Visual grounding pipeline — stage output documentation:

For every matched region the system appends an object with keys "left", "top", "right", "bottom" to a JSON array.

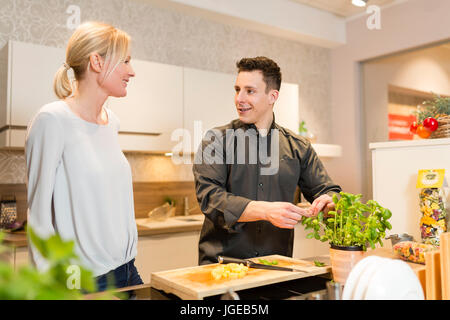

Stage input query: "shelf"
[
  {"left": 311, "top": 143, "right": 342, "bottom": 158},
  {"left": 369, "top": 138, "right": 450, "bottom": 150}
]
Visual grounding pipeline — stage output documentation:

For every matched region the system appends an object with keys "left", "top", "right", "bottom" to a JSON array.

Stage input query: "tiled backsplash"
[
  {"left": 0, "top": 150, "right": 27, "bottom": 184},
  {"left": 0, "top": 150, "right": 193, "bottom": 184}
]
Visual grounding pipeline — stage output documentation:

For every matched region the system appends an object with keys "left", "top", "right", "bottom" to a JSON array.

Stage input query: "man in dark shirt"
[{"left": 193, "top": 56, "right": 342, "bottom": 265}]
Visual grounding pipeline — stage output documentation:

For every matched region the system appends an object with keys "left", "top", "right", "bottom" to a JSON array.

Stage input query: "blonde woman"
[{"left": 25, "top": 21, "right": 142, "bottom": 292}]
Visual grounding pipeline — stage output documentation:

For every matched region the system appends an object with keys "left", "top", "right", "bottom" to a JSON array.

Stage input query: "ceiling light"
[{"left": 352, "top": 0, "right": 368, "bottom": 7}]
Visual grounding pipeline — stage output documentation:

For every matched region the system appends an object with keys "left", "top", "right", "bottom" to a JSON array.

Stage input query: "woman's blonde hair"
[{"left": 53, "top": 21, "right": 130, "bottom": 99}]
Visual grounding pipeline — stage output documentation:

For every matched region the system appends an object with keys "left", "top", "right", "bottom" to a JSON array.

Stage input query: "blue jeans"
[{"left": 95, "top": 258, "right": 143, "bottom": 292}]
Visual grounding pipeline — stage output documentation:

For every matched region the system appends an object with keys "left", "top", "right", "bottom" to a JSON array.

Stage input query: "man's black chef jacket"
[{"left": 193, "top": 117, "right": 342, "bottom": 265}]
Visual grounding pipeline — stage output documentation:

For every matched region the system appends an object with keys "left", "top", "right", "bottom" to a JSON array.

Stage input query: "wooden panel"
[
  {"left": 150, "top": 255, "right": 331, "bottom": 300},
  {"left": 425, "top": 250, "right": 441, "bottom": 300},
  {"left": 133, "top": 181, "right": 201, "bottom": 219},
  {"left": 441, "top": 232, "right": 450, "bottom": 300},
  {"left": 0, "top": 181, "right": 201, "bottom": 221}
]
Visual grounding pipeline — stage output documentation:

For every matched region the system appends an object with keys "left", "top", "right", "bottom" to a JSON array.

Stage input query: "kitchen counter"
[
  {"left": 2, "top": 214, "right": 205, "bottom": 248},
  {"left": 136, "top": 214, "right": 204, "bottom": 236},
  {"left": 113, "top": 248, "right": 426, "bottom": 300},
  {"left": 2, "top": 230, "right": 28, "bottom": 248},
  {"left": 88, "top": 274, "right": 332, "bottom": 300}
]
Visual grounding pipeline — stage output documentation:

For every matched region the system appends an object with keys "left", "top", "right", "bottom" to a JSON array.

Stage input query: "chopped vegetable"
[
  {"left": 211, "top": 263, "right": 249, "bottom": 280},
  {"left": 258, "top": 259, "right": 279, "bottom": 266}
]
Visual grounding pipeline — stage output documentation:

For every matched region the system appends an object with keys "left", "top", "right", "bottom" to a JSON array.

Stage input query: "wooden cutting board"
[{"left": 150, "top": 255, "right": 331, "bottom": 300}]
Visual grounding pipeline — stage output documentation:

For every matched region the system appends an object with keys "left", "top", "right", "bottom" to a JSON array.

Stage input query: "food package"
[
  {"left": 393, "top": 241, "right": 437, "bottom": 264},
  {"left": 419, "top": 188, "right": 447, "bottom": 246}
]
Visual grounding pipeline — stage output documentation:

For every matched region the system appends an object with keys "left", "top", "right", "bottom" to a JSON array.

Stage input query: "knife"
[{"left": 217, "top": 256, "right": 305, "bottom": 272}]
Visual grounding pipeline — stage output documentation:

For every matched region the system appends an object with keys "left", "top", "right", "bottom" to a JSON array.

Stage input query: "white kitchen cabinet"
[
  {"left": 181, "top": 67, "right": 300, "bottom": 153},
  {"left": 0, "top": 41, "right": 184, "bottom": 152},
  {"left": 0, "top": 41, "right": 301, "bottom": 153},
  {"left": 181, "top": 67, "right": 237, "bottom": 153},
  {"left": 0, "top": 246, "right": 29, "bottom": 271},
  {"left": 107, "top": 59, "right": 183, "bottom": 152},
  {"left": 14, "top": 247, "right": 29, "bottom": 270},
  {"left": 370, "top": 138, "right": 450, "bottom": 242},
  {"left": 274, "top": 82, "right": 299, "bottom": 134},
  {"left": 0, "top": 40, "right": 64, "bottom": 148},
  {"left": 135, "top": 231, "right": 200, "bottom": 284}
]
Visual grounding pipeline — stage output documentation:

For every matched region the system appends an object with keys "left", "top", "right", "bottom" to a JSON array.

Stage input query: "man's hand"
[
  {"left": 310, "top": 194, "right": 335, "bottom": 217},
  {"left": 239, "top": 201, "right": 312, "bottom": 229}
]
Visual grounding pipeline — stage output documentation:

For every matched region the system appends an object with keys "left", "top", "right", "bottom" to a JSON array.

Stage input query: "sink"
[
  {"left": 135, "top": 215, "right": 204, "bottom": 229},
  {"left": 174, "top": 216, "right": 203, "bottom": 222}
]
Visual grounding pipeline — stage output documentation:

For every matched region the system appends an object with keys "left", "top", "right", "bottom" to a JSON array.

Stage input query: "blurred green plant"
[
  {"left": 163, "top": 196, "right": 176, "bottom": 206},
  {"left": 300, "top": 192, "right": 392, "bottom": 251},
  {"left": 298, "top": 120, "right": 308, "bottom": 135},
  {"left": 0, "top": 227, "right": 123, "bottom": 300}
]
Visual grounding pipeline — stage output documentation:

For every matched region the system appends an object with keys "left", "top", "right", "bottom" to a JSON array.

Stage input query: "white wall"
[
  {"left": 329, "top": 0, "right": 450, "bottom": 196},
  {"left": 149, "top": 0, "right": 346, "bottom": 47},
  {"left": 362, "top": 45, "right": 450, "bottom": 199}
]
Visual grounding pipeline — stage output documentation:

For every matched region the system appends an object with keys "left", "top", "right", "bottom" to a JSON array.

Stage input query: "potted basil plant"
[{"left": 301, "top": 192, "right": 393, "bottom": 284}]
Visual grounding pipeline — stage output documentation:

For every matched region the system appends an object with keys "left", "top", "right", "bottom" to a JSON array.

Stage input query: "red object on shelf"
[
  {"left": 388, "top": 113, "right": 417, "bottom": 140},
  {"left": 410, "top": 121, "right": 418, "bottom": 134},
  {"left": 417, "top": 124, "right": 432, "bottom": 138},
  {"left": 423, "top": 117, "right": 438, "bottom": 132}
]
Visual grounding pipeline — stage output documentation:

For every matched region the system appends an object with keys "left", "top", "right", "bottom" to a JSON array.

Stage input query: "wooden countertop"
[
  {"left": 111, "top": 248, "right": 427, "bottom": 300},
  {"left": 2, "top": 215, "right": 205, "bottom": 248},
  {"left": 2, "top": 230, "right": 28, "bottom": 248}
]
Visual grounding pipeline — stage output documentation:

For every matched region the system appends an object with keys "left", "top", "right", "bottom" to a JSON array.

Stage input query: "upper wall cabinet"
[
  {"left": 182, "top": 67, "right": 300, "bottom": 153},
  {"left": 0, "top": 41, "right": 183, "bottom": 152},
  {"left": 0, "top": 41, "right": 303, "bottom": 154},
  {"left": 107, "top": 59, "right": 183, "bottom": 152},
  {"left": 182, "top": 67, "right": 237, "bottom": 153},
  {"left": 0, "top": 41, "right": 65, "bottom": 148},
  {"left": 274, "top": 82, "right": 299, "bottom": 134}
]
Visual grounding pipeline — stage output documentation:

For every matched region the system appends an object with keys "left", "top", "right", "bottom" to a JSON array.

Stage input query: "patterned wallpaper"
[{"left": 0, "top": 0, "right": 332, "bottom": 184}]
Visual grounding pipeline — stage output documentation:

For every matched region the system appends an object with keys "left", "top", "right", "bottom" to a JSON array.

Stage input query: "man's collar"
[{"left": 237, "top": 113, "right": 277, "bottom": 132}]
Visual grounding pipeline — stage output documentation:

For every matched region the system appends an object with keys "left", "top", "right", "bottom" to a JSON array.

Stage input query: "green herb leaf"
[{"left": 314, "top": 261, "right": 325, "bottom": 267}]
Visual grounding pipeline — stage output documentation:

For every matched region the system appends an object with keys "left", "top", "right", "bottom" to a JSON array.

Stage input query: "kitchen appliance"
[
  {"left": 0, "top": 194, "right": 17, "bottom": 229},
  {"left": 385, "top": 233, "right": 414, "bottom": 246}
]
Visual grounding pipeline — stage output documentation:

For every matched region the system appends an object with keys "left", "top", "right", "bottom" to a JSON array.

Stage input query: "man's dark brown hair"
[{"left": 236, "top": 56, "right": 282, "bottom": 92}]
